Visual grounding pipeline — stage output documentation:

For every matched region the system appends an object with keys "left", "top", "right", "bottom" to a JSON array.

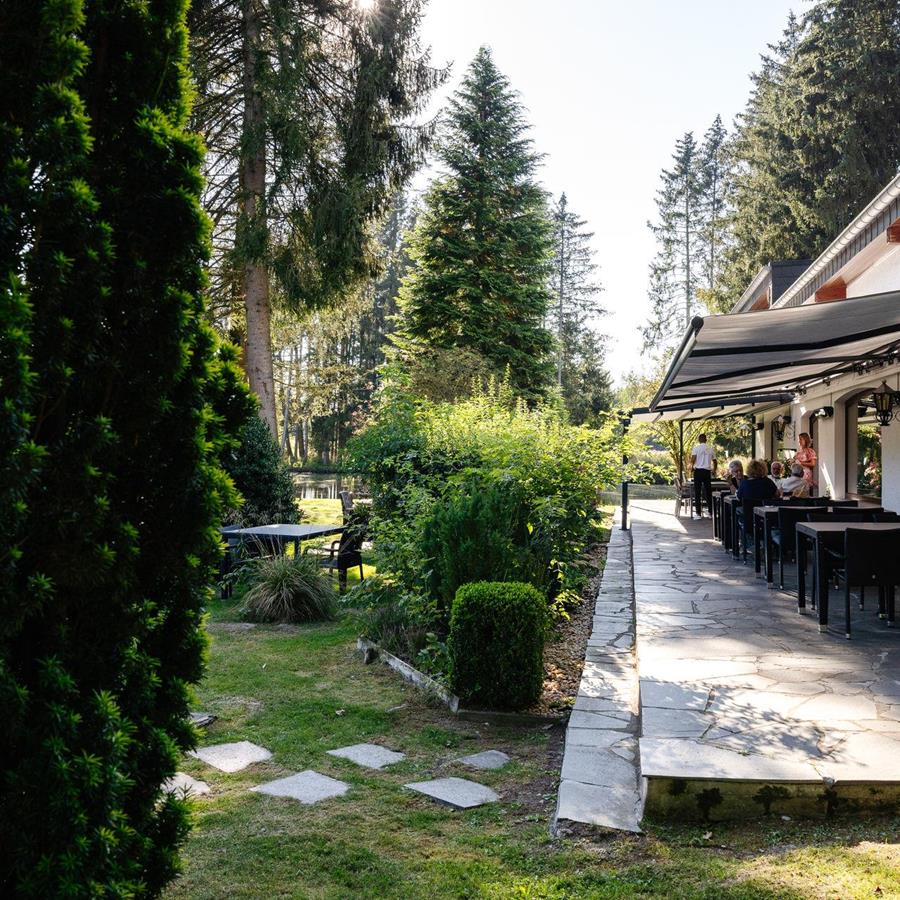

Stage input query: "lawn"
[{"left": 167, "top": 590, "right": 900, "bottom": 899}]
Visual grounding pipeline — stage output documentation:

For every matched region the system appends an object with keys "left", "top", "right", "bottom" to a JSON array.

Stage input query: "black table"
[
  {"left": 754, "top": 505, "right": 821, "bottom": 585},
  {"left": 795, "top": 521, "right": 900, "bottom": 630},
  {"left": 228, "top": 523, "right": 345, "bottom": 555}
]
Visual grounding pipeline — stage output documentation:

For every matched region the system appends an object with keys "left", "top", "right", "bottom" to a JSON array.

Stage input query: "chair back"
[
  {"left": 873, "top": 511, "right": 900, "bottom": 522},
  {"left": 336, "top": 527, "right": 363, "bottom": 562},
  {"left": 804, "top": 511, "right": 831, "bottom": 522},
  {"left": 830, "top": 500, "right": 859, "bottom": 507},
  {"left": 338, "top": 490, "right": 354, "bottom": 522},
  {"left": 844, "top": 527, "right": 900, "bottom": 586},
  {"left": 805, "top": 509, "right": 871, "bottom": 523},
  {"left": 777, "top": 505, "right": 814, "bottom": 546},
  {"left": 739, "top": 498, "right": 759, "bottom": 531}
]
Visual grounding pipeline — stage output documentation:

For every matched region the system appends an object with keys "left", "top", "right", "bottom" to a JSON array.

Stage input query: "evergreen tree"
[
  {"left": 548, "top": 193, "right": 611, "bottom": 422},
  {"left": 696, "top": 115, "right": 731, "bottom": 313},
  {"left": 721, "top": 2, "right": 900, "bottom": 299},
  {"left": 189, "top": 0, "right": 446, "bottom": 433},
  {"left": 642, "top": 132, "right": 703, "bottom": 350},
  {"left": 0, "top": 1, "right": 250, "bottom": 893},
  {"left": 397, "top": 47, "right": 554, "bottom": 397}
]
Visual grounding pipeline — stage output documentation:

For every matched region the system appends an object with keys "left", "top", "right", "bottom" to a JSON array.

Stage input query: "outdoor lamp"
[
  {"left": 872, "top": 381, "right": 896, "bottom": 426},
  {"left": 812, "top": 406, "right": 834, "bottom": 420},
  {"left": 773, "top": 414, "right": 791, "bottom": 441}
]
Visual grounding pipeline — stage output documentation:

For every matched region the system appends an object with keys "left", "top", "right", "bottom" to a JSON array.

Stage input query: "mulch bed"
[{"left": 523, "top": 541, "right": 608, "bottom": 719}]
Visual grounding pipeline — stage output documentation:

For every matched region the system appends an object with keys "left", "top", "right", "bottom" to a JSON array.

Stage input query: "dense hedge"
[
  {"left": 449, "top": 581, "right": 546, "bottom": 709},
  {"left": 0, "top": 1, "right": 251, "bottom": 894}
]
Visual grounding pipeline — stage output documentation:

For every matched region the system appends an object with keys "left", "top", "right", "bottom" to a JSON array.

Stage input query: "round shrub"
[{"left": 449, "top": 581, "right": 546, "bottom": 710}]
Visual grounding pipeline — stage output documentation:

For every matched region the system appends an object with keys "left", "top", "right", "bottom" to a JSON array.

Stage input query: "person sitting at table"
[
  {"left": 726, "top": 460, "right": 744, "bottom": 493},
  {"left": 736, "top": 459, "right": 778, "bottom": 501},
  {"left": 769, "top": 461, "right": 784, "bottom": 486},
  {"left": 778, "top": 463, "right": 809, "bottom": 498}
]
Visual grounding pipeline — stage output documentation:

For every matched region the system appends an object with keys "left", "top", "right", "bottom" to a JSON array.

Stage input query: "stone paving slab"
[
  {"left": 327, "top": 743, "right": 406, "bottom": 769},
  {"left": 190, "top": 740, "right": 272, "bottom": 773},
  {"left": 162, "top": 772, "right": 211, "bottom": 797},
  {"left": 457, "top": 750, "right": 510, "bottom": 770},
  {"left": 405, "top": 777, "right": 499, "bottom": 809},
  {"left": 251, "top": 771, "right": 349, "bottom": 804},
  {"left": 631, "top": 500, "right": 900, "bottom": 819}
]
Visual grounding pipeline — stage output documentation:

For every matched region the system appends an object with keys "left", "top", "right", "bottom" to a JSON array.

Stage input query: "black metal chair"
[
  {"left": 319, "top": 528, "right": 364, "bottom": 592},
  {"left": 832, "top": 528, "right": 900, "bottom": 638},
  {"left": 771, "top": 506, "right": 817, "bottom": 588},
  {"left": 829, "top": 500, "right": 859, "bottom": 508},
  {"left": 736, "top": 498, "right": 760, "bottom": 561},
  {"left": 804, "top": 510, "right": 876, "bottom": 607},
  {"left": 338, "top": 489, "right": 355, "bottom": 524},
  {"left": 873, "top": 511, "right": 900, "bottom": 522}
]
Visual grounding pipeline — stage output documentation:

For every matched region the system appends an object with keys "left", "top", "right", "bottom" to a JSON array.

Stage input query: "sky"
[{"left": 411, "top": 0, "right": 802, "bottom": 386}]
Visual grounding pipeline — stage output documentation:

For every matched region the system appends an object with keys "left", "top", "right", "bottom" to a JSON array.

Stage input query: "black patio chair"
[
  {"left": 832, "top": 528, "right": 900, "bottom": 638},
  {"left": 829, "top": 500, "right": 859, "bottom": 508},
  {"left": 873, "top": 511, "right": 900, "bottom": 522},
  {"left": 319, "top": 528, "right": 364, "bottom": 593},
  {"left": 338, "top": 490, "right": 355, "bottom": 524},
  {"left": 771, "top": 505, "right": 817, "bottom": 588},
  {"left": 736, "top": 498, "right": 760, "bottom": 562},
  {"left": 804, "top": 510, "right": 877, "bottom": 607},
  {"left": 674, "top": 478, "right": 692, "bottom": 517}
]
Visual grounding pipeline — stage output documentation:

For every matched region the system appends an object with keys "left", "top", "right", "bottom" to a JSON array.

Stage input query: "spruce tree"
[
  {"left": 721, "top": 1, "right": 900, "bottom": 299},
  {"left": 0, "top": 1, "right": 250, "bottom": 893},
  {"left": 696, "top": 115, "right": 730, "bottom": 313},
  {"left": 398, "top": 47, "right": 554, "bottom": 397},
  {"left": 548, "top": 193, "right": 610, "bottom": 422},
  {"left": 189, "top": 0, "right": 446, "bottom": 433},
  {"left": 643, "top": 132, "right": 704, "bottom": 350}
]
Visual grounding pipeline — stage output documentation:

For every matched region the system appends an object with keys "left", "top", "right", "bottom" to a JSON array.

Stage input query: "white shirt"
[
  {"left": 780, "top": 475, "right": 807, "bottom": 495},
  {"left": 691, "top": 443, "right": 714, "bottom": 470}
]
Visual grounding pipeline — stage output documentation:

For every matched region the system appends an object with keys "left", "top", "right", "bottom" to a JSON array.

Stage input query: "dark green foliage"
[
  {"left": 240, "top": 553, "right": 337, "bottom": 623},
  {"left": 397, "top": 47, "right": 554, "bottom": 398},
  {"left": 224, "top": 415, "right": 298, "bottom": 525},
  {"left": 0, "top": 0, "right": 251, "bottom": 894},
  {"left": 721, "top": 1, "right": 900, "bottom": 300},
  {"left": 419, "top": 480, "right": 553, "bottom": 617},
  {"left": 449, "top": 582, "right": 546, "bottom": 709}
]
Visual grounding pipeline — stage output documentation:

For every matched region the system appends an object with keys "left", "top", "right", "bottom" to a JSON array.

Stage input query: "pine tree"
[
  {"left": 643, "top": 132, "right": 703, "bottom": 350},
  {"left": 696, "top": 115, "right": 731, "bottom": 313},
  {"left": 189, "top": 0, "right": 446, "bottom": 433},
  {"left": 720, "top": 2, "right": 900, "bottom": 299},
  {"left": 0, "top": 1, "right": 250, "bottom": 893},
  {"left": 397, "top": 47, "right": 554, "bottom": 397},
  {"left": 548, "top": 193, "right": 610, "bottom": 422}
]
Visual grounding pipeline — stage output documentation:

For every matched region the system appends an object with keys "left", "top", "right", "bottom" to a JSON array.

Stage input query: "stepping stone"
[
  {"left": 405, "top": 776, "right": 499, "bottom": 809},
  {"left": 252, "top": 770, "right": 349, "bottom": 805},
  {"left": 190, "top": 740, "right": 271, "bottom": 773},
  {"left": 457, "top": 750, "right": 510, "bottom": 771},
  {"left": 326, "top": 742, "right": 405, "bottom": 769},
  {"left": 162, "top": 772, "right": 211, "bottom": 797},
  {"left": 189, "top": 712, "right": 217, "bottom": 728}
]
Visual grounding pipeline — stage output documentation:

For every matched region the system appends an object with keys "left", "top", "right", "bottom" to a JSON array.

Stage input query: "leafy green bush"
[
  {"left": 223, "top": 415, "right": 299, "bottom": 525},
  {"left": 241, "top": 553, "right": 337, "bottom": 623},
  {"left": 449, "top": 582, "right": 547, "bottom": 709},
  {"left": 420, "top": 479, "right": 554, "bottom": 616}
]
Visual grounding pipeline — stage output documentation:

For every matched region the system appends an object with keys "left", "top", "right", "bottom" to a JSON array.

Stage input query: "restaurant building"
[{"left": 636, "top": 172, "right": 900, "bottom": 511}]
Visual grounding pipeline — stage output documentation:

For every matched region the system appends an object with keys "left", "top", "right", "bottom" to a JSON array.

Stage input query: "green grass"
[{"left": 169, "top": 595, "right": 900, "bottom": 899}]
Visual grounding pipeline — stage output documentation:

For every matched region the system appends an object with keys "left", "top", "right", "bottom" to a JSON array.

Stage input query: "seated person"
[
  {"left": 736, "top": 459, "right": 778, "bottom": 501},
  {"left": 769, "top": 461, "right": 784, "bottom": 486},
  {"left": 778, "top": 463, "right": 810, "bottom": 498},
  {"left": 726, "top": 460, "right": 744, "bottom": 493}
]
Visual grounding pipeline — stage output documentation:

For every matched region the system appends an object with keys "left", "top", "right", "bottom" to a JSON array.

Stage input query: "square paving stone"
[
  {"left": 251, "top": 770, "right": 349, "bottom": 804},
  {"left": 405, "top": 777, "right": 499, "bottom": 809},
  {"left": 457, "top": 750, "right": 510, "bottom": 770},
  {"left": 162, "top": 772, "right": 211, "bottom": 797},
  {"left": 327, "top": 742, "right": 406, "bottom": 769},
  {"left": 189, "top": 740, "right": 272, "bottom": 773}
]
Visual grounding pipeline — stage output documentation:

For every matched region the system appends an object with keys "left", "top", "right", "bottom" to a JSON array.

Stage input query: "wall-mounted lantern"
[
  {"left": 773, "top": 414, "right": 791, "bottom": 441},
  {"left": 812, "top": 406, "right": 834, "bottom": 420},
  {"left": 872, "top": 381, "right": 897, "bottom": 427}
]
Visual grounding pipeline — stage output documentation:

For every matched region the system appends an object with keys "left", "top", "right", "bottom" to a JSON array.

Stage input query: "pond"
[{"left": 291, "top": 471, "right": 368, "bottom": 500}]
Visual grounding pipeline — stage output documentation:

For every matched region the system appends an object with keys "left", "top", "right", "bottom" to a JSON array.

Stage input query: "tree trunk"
[{"left": 240, "top": 0, "right": 276, "bottom": 433}]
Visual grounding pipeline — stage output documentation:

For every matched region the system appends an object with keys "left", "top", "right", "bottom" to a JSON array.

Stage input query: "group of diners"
[{"left": 689, "top": 431, "right": 817, "bottom": 519}]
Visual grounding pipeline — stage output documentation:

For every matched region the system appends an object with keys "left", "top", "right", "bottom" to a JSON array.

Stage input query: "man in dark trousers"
[{"left": 690, "top": 433, "right": 716, "bottom": 518}]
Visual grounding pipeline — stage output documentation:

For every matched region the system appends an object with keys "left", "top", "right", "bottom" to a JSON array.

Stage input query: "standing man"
[{"left": 690, "top": 433, "right": 716, "bottom": 518}]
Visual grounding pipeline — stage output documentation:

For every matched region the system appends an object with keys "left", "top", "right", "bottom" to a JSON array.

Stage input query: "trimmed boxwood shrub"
[{"left": 449, "top": 581, "right": 546, "bottom": 710}]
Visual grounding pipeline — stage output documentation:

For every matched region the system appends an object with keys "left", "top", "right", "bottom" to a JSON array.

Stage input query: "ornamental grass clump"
[
  {"left": 241, "top": 554, "right": 337, "bottom": 624},
  {"left": 449, "top": 581, "right": 547, "bottom": 710}
]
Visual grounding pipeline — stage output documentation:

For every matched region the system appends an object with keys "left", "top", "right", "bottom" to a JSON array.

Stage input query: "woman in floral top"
[{"left": 794, "top": 432, "right": 817, "bottom": 493}]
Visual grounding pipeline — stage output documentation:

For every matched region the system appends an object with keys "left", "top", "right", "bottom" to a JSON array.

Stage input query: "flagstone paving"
[
  {"left": 327, "top": 742, "right": 406, "bottom": 769},
  {"left": 631, "top": 500, "right": 900, "bottom": 821},
  {"left": 190, "top": 740, "right": 272, "bottom": 773},
  {"left": 404, "top": 777, "right": 500, "bottom": 809},
  {"left": 457, "top": 750, "right": 510, "bottom": 770},
  {"left": 251, "top": 771, "right": 349, "bottom": 804},
  {"left": 163, "top": 772, "right": 211, "bottom": 797}
]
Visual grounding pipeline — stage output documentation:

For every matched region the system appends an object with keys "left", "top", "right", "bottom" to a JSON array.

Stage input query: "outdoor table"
[
  {"left": 711, "top": 487, "right": 731, "bottom": 538},
  {"left": 228, "top": 523, "right": 345, "bottom": 556},
  {"left": 795, "top": 521, "right": 898, "bottom": 630},
  {"left": 722, "top": 495, "right": 737, "bottom": 552},
  {"left": 754, "top": 505, "right": 820, "bottom": 585}
]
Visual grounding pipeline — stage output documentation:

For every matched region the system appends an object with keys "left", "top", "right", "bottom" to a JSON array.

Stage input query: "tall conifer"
[
  {"left": 0, "top": 1, "right": 250, "bottom": 892},
  {"left": 398, "top": 47, "right": 554, "bottom": 396}
]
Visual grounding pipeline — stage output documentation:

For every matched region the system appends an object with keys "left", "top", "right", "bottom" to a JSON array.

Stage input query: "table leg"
[
  {"left": 797, "top": 533, "right": 806, "bottom": 612},
  {"left": 815, "top": 537, "right": 828, "bottom": 632},
  {"left": 765, "top": 519, "right": 774, "bottom": 586},
  {"left": 754, "top": 518, "right": 762, "bottom": 574}
]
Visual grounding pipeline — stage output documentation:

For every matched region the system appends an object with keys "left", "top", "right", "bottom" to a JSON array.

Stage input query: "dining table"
[
  {"left": 753, "top": 505, "right": 822, "bottom": 585},
  {"left": 795, "top": 521, "right": 900, "bottom": 630},
  {"left": 224, "top": 522, "right": 346, "bottom": 556}
]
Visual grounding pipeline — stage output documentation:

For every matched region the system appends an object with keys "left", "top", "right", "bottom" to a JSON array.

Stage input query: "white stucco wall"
[
  {"left": 881, "top": 419, "right": 900, "bottom": 512},
  {"left": 847, "top": 244, "right": 900, "bottom": 298}
]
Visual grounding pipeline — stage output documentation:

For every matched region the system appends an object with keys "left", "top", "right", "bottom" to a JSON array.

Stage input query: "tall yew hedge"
[{"left": 0, "top": 1, "right": 251, "bottom": 894}]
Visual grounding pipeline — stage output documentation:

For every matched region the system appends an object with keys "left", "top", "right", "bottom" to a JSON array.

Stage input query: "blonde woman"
[
  {"left": 736, "top": 459, "right": 778, "bottom": 501},
  {"left": 794, "top": 432, "right": 817, "bottom": 493}
]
